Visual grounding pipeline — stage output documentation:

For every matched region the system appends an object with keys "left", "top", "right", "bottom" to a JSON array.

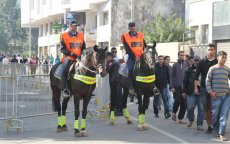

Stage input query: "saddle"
[{"left": 54, "top": 62, "right": 77, "bottom": 80}]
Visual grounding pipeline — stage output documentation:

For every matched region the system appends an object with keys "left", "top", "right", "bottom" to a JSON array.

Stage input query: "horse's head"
[
  {"left": 93, "top": 45, "right": 108, "bottom": 77},
  {"left": 141, "top": 42, "right": 157, "bottom": 69}
]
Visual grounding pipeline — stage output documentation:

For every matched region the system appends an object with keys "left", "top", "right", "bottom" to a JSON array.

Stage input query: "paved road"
[{"left": 0, "top": 98, "right": 228, "bottom": 144}]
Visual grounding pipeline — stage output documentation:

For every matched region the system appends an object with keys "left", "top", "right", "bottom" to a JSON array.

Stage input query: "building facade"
[
  {"left": 21, "top": 0, "right": 185, "bottom": 59},
  {"left": 185, "top": 0, "right": 230, "bottom": 66}
]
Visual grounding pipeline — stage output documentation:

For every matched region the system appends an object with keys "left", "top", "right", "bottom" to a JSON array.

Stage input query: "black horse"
[
  {"left": 107, "top": 60, "right": 133, "bottom": 126},
  {"left": 134, "top": 43, "right": 157, "bottom": 131},
  {"left": 50, "top": 45, "right": 107, "bottom": 137},
  {"left": 109, "top": 44, "right": 157, "bottom": 127}
]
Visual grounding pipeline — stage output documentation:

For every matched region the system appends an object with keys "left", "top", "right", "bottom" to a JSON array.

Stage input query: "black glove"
[{"left": 70, "top": 53, "right": 78, "bottom": 59}]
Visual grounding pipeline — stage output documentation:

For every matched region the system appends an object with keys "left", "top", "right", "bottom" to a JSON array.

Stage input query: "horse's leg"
[
  {"left": 52, "top": 89, "right": 63, "bottom": 132},
  {"left": 109, "top": 83, "right": 116, "bottom": 126},
  {"left": 142, "top": 92, "right": 151, "bottom": 130},
  {"left": 122, "top": 87, "right": 132, "bottom": 124},
  {"left": 137, "top": 91, "right": 144, "bottom": 131},
  {"left": 80, "top": 96, "right": 91, "bottom": 137},
  {"left": 61, "top": 97, "right": 70, "bottom": 131},
  {"left": 73, "top": 94, "right": 81, "bottom": 137}
]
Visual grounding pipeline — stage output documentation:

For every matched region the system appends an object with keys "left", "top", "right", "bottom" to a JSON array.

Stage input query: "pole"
[
  {"left": 131, "top": 0, "right": 134, "bottom": 21},
  {"left": 29, "top": 0, "right": 31, "bottom": 58}
]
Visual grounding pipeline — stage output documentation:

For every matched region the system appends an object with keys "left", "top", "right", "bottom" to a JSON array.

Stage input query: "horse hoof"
[
  {"left": 81, "top": 130, "right": 88, "bottom": 137},
  {"left": 62, "top": 125, "right": 68, "bottom": 131},
  {"left": 127, "top": 120, "right": 133, "bottom": 125},
  {"left": 74, "top": 129, "right": 82, "bottom": 137},
  {"left": 56, "top": 125, "right": 62, "bottom": 133},
  {"left": 56, "top": 128, "right": 62, "bottom": 133},
  {"left": 137, "top": 124, "right": 144, "bottom": 131},
  {"left": 109, "top": 121, "right": 115, "bottom": 126},
  {"left": 142, "top": 124, "right": 148, "bottom": 130}
]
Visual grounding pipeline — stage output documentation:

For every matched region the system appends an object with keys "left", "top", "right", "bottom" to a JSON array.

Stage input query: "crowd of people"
[
  {"left": 0, "top": 53, "right": 61, "bottom": 75},
  {"left": 107, "top": 43, "right": 230, "bottom": 141}
]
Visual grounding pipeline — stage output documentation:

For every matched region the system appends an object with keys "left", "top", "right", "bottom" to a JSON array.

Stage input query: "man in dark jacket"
[
  {"left": 194, "top": 43, "right": 218, "bottom": 134},
  {"left": 106, "top": 52, "right": 123, "bottom": 121},
  {"left": 182, "top": 56, "right": 204, "bottom": 130},
  {"left": 171, "top": 51, "right": 189, "bottom": 124},
  {"left": 153, "top": 55, "right": 171, "bottom": 118}
]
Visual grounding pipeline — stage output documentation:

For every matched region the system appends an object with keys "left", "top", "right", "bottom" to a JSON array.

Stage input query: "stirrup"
[{"left": 63, "top": 89, "right": 70, "bottom": 98}]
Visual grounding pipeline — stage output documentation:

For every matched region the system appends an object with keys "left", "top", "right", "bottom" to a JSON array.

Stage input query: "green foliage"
[
  {"left": 0, "top": 0, "right": 27, "bottom": 52},
  {"left": 142, "top": 14, "right": 192, "bottom": 43}
]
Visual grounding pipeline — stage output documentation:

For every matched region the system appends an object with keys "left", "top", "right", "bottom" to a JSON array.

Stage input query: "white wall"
[
  {"left": 186, "top": 0, "right": 227, "bottom": 43},
  {"left": 97, "top": 0, "right": 111, "bottom": 43}
]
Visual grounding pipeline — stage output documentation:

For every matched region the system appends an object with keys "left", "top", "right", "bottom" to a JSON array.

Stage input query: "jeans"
[
  {"left": 153, "top": 87, "right": 169, "bottom": 115},
  {"left": 187, "top": 94, "right": 204, "bottom": 126},
  {"left": 172, "top": 86, "right": 187, "bottom": 120},
  {"left": 200, "top": 87, "right": 212, "bottom": 127},
  {"left": 212, "top": 95, "right": 230, "bottom": 135},
  {"left": 166, "top": 84, "right": 174, "bottom": 112}
]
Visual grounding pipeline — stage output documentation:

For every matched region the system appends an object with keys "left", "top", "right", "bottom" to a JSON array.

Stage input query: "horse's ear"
[
  {"left": 153, "top": 41, "right": 156, "bottom": 48},
  {"left": 103, "top": 47, "right": 108, "bottom": 51},
  {"left": 94, "top": 45, "right": 99, "bottom": 52}
]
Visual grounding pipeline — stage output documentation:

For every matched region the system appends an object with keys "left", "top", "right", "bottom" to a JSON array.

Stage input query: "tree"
[
  {"left": 142, "top": 14, "right": 192, "bottom": 43},
  {"left": 0, "top": 0, "right": 27, "bottom": 52}
]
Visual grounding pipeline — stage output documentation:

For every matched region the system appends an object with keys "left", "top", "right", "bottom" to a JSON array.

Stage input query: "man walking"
[
  {"left": 182, "top": 56, "right": 204, "bottom": 130},
  {"left": 206, "top": 51, "right": 230, "bottom": 141},
  {"left": 171, "top": 51, "right": 189, "bottom": 124},
  {"left": 194, "top": 43, "right": 218, "bottom": 134},
  {"left": 153, "top": 55, "right": 171, "bottom": 118}
]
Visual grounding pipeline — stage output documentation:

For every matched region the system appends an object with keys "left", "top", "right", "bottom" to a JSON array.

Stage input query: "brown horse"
[{"left": 50, "top": 45, "right": 107, "bottom": 137}]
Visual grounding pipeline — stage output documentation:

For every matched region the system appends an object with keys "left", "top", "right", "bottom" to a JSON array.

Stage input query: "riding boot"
[
  {"left": 62, "top": 58, "right": 72, "bottom": 97},
  {"left": 128, "top": 69, "right": 135, "bottom": 95}
]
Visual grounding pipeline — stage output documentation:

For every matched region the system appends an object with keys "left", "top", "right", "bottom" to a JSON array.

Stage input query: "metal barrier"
[
  {"left": 0, "top": 72, "right": 110, "bottom": 132},
  {"left": 0, "top": 76, "right": 14, "bottom": 120},
  {"left": 0, "top": 63, "right": 52, "bottom": 77},
  {"left": 87, "top": 75, "right": 110, "bottom": 120}
]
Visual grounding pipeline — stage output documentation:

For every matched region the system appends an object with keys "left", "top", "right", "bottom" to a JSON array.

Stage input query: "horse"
[
  {"left": 106, "top": 59, "right": 133, "bottom": 126},
  {"left": 50, "top": 45, "right": 107, "bottom": 137},
  {"left": 133, "top": 43, "right": 157, "bottom": 131},
  {"left": 108, "top": 43, "right": 158, "bottom": 127}
]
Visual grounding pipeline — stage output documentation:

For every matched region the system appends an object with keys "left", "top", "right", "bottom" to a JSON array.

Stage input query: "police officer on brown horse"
[{"left": 60, "top": 20, "right": 86, "bottom": 96}]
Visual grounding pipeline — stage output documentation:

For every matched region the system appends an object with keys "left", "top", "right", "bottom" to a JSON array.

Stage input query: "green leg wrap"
[
  {"left": 138, "top": 114, "right": 144, "bottom": 124},
  {"left": 81, "top": 119, "right": 86, "bottom": 129},
  {"left": 110, "top": 111, "right": 115, "bottom": 121},
  {"left": 58, "top": 116, "right": 66, "bottom": 126},
  {"left": 142, "top": 114, "right": 145, "bottom": 123},
  {"left": 74, "top": 120, "right": 79, "bottom": 129},
  {"left": 123, "top": 108, "right": 130, "bottom": 118}
]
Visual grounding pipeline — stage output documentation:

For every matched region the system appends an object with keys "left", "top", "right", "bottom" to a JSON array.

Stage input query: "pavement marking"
[
  {"left": 129, "top": 115, "right": 189, "bottom": 144},
  {"left": 127, "top": 100, "right": 189, "bottom": 144}
]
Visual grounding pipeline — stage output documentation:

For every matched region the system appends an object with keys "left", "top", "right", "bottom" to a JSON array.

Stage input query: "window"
[
  {"left": 40, "top": 25, "right": 43, "bottom": 37},
  {"left": 201, "top": 25, "right": 208, "bottom": 44},
  {"left": 190, "top": 26, "right": 199, "bottom": 44},
  {"left": 37, "top": 0, "right": 40, "bottom": 14},
  {"left": 95, "top": 16, "right": 97, "bottom": 28},
  {"left": 31, "top": 0, "right": 34, "bottom": 10},
  {"left": 42, "top": 0, "right": 46, "bottom": 5},
  {"left": 103, "top": 11, "right": 108, "bottom": 25},
  {"left": 50, "top": 0, "right": 52, "bottom": 9},
  {"left": 50, "top": 22, "right": 53, "bottom": 35},
  {"left": 46, "top": 23, "right": 49, "bottom": 36}
]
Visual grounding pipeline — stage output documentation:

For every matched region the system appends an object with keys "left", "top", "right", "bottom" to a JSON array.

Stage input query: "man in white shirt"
[{"left": 111, "top": 47, "right": 121, "bottom": 63}]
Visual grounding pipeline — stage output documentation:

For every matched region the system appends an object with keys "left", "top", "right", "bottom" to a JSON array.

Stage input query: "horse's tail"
[{"left": 50, "top": 62, "right": 62, "bottom": 112}]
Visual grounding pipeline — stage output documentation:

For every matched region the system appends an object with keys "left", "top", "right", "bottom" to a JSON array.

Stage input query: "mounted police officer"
[
  {"left": 60, "top": 20, "right": 86, "bottom": 96},
  {"left": 121, "top": 22, "right": 147, "bottom": 93}
]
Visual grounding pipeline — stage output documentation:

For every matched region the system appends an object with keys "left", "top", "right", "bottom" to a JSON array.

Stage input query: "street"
[{"left": 0, "top": 98, "right": 228, "bottom": 144}]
